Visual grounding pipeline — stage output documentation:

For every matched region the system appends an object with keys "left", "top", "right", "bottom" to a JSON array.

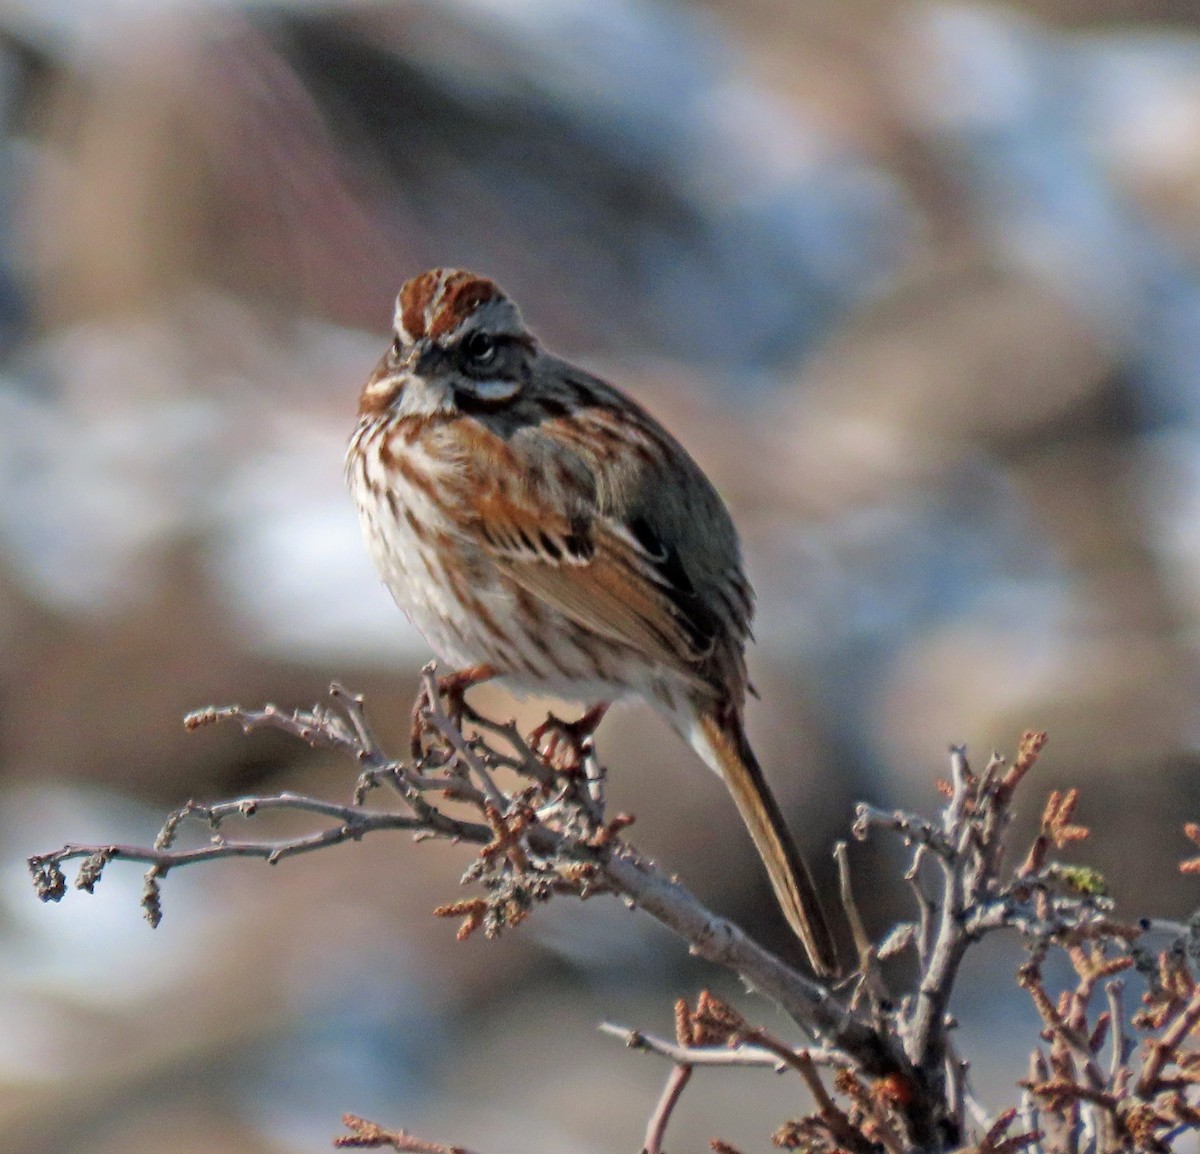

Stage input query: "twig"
[
  {"left": 419, "top": 666, "right": 508, "bottom": 809},
  {"left": 30, "top": 792, "right": 490, "bottom": 914},
  {"left": 943, "top": 744, "right": 973, "bottom": 843},
  {"left": 1018, "top": 1088, "right": 1040, "bottom": 1154},
  {"left": 905, "top": 843, "right": 936, "bottom": 968},
  {"left": 599, "top": 1023, "right": 803, "bottom": 1069},
  {"left": 853, "top": 804, "right": 953, "bottom": 857},
  {"left": 790, "top": 1049, "right": 877, "bottom": 1154},
  {"left": 835, "top": 840, "right": 890, "bottom": 1015},
  {"left": 1106, "top": 980, "right": 1130, "bottom": 1084},
  {"left": 643, "top": 1063, "right": 693, "bottom": 1154},
  {"left": 454, "top": 705, "right": 558, "bottom": 790},
  {"left": 905, "top": 828, "right": 969, "bottom": 1077},
  {"left": 946, "top": 1043, "right": 965, "bottom": 1137},
  {"left": 335, "top": 1113, "right": 478, "bottom": 1154},
  {"left": 1135, "top": 984, "right": 1200, "bottom": 1097},
  {"left": 329, "top": 683, "right": 387, "bottom": 762},
  {"left": 583, "top": 745, "right": 606, "bottom": 812}
]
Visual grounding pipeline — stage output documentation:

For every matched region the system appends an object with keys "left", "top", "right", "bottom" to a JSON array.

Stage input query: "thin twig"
[
  {"left": 34, "top": 797, "right": 489, "bottom": 872},
  {"left": 1106, "top": 980, "right": 1130, "bottom": 1085},
  {"left": 1135, "top": 985, "right": 1200, "bottom": 1097},
  {"left": 456, "top": 704, "right": 558, "bottom": 790},
  {"left": 599, "top": 1023, "right": 797, "bottom": 1069},
  {"left": 944, "top": 744, "right": 973, "bottom": 843},
  {"left": 420, "top": 667, "right": 508, "bottom": 809},
  {"left": 329, "top": 683, "right": 387, "bottom": 762},
  {"left": 789, "top": 1049, "right": 877, "bottom": 1154},
  {"left": 643, "top": 1063, "right": 693, "bottom": 1154},
  {"left": 835, "top": 840, "right": 890, "bottom": 1015},
  {"left": 335, "top": 1113, "right": 478, "bottom": 1154},
  {"left": 853, "top": 804, "right": 953, "bottom": 857},
  {"left": 905, "top": 843, "right": 936, "bottom": 968}
]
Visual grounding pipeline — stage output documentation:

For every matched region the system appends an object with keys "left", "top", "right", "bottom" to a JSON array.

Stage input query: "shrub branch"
[{"left": 26, "top": 675, "right": 1200, "bottom": 1153}]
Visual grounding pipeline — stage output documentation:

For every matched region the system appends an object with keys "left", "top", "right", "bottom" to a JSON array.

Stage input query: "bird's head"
[{"left": 360, "top": 269, "right": 536, "bottom": 418}]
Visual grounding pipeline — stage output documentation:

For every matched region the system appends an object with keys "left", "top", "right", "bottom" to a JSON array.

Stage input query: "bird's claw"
[
  {"left": 410, "top": 665, "right": 494, "bottom": 760},
  {"left": 529, "top": 703, "right": 609, "bottom": 773}
]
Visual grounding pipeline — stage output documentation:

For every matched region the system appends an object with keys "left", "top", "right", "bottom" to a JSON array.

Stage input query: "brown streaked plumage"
[{"left": 347, "top": 268, "right": 837, "bottom": 976}]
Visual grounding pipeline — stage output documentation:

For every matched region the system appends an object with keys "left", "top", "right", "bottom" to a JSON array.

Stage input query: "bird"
[{"left": 346, "top": 268, "right": 837, "bottom": 976}]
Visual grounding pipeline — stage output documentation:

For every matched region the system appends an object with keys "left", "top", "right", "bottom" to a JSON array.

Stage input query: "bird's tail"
[{"left": 690, "top": 709, "right": 838, "bottom": 978}]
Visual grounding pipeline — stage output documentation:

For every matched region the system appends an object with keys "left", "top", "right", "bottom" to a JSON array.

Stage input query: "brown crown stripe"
[
  {"left": 428, "top": 273, "right": 502, "bottom": 339},
  {"left": 398, "top": 269, "right": 503, "bottom": 343},
  {"left": 399, "top": 270, "right": 442, "bottom": 341}
]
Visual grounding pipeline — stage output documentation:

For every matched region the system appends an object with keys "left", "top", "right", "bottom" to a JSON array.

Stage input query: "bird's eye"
[
  {"left": 390, "top": 334, "right": 403, "bottom": 358},
  {"left": 461, "top": 331, "right": 497, "bottom": 365}
]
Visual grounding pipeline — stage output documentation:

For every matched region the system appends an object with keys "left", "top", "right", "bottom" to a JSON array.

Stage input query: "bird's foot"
[
  {"left": 411, "top": 663, "right": 496, "bottom": 760},
  {"left": 529, "top": 702, "right": 610, "bottom": 773}
]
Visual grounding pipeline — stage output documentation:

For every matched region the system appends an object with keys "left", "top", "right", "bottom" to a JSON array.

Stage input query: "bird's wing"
[{"left": 463, "top": 479, "right": 714, "bottom": 684}]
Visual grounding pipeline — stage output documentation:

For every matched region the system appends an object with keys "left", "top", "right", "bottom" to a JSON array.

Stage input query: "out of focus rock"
[{"left": 766, "top": 262, "right": 1118, "bottom": 513}]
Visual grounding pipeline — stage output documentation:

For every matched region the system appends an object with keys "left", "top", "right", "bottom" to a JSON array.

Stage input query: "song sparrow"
[{"left": 347, "top": 268, "right": 837, "bottom": 976}]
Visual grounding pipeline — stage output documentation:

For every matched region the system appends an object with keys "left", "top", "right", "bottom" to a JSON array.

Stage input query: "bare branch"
[
  {"left": 29, "top": 793, "right": 492, "bottom": 927},
  {"left": 34, "top": 682, "right": 1200, "bottom": 1154},
  {"left": 30, "top": 681, "right": 888, "bottom": 1067}
]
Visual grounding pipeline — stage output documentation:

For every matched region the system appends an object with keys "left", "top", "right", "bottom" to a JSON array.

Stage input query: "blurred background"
[{"left": 2, "top": 0, "right": 1200, "bottom": 1150}]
